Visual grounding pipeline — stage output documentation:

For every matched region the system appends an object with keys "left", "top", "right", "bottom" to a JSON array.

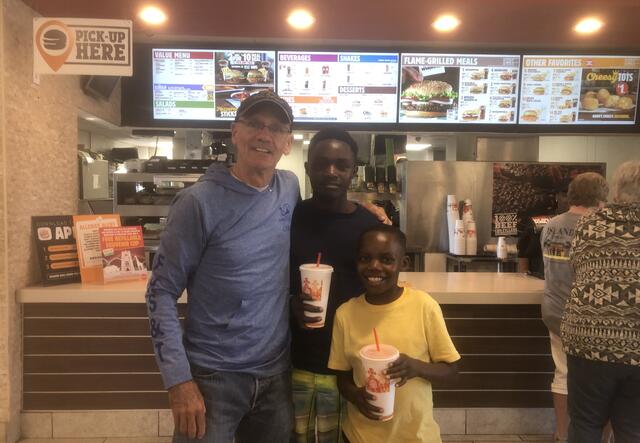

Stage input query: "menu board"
[
  {"left": 399, "top": 54, "right": 520, "bottom": 124},
  {"left": 277, "top": 52, "right": 399, "bottom": 122},
  {"left": 519, "top": 55, "right": 640, "bottom": 125},
  {"left": 152, "top": 49, "right": 276, "bottom": 120}
]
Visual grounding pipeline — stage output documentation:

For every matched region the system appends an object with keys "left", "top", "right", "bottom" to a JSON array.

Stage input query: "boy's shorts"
[{"left": 292, "top": 368, "right": 346, "bottom": 443}]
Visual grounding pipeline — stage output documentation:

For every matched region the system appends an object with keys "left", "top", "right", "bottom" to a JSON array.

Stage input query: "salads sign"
[{"left": 34, "top": 18, "right": 132, "bottom": 76}]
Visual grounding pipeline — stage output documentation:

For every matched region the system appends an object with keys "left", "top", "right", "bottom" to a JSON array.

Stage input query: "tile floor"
[{"left": 17, "top": 436, "right": 555, "bottom": 443}]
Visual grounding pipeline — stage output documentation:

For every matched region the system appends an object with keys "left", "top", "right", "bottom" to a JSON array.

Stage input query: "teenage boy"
[{"left": 290, "top": 128, "right": 380, "bottom": 443}]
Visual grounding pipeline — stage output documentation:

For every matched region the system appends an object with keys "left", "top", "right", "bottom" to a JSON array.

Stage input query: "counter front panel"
[{"left": 22, "top": 292, "right": 552, "bottom": 410}]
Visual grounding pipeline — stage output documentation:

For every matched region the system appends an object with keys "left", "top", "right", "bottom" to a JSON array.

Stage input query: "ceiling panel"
[{"left": 22, "top": 0, "right": 640, "bottom": 50}]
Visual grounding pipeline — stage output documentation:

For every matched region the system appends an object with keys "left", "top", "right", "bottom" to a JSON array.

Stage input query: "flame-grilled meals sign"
[{"left": 399, "top": 53, "right": 520, "bottom": 124}]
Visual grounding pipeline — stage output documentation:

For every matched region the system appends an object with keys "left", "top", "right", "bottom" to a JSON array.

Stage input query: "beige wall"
[
  {"left": 0, "top": 1, "right": 121, "bottom": 441},
  {"left": 539, "top": 135, "right": 640, "bottom": 189}
]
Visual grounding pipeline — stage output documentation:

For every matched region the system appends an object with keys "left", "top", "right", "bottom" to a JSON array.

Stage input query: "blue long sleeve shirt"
[{"left": 146, "top": 164, "right": 300, "bottom": 388}]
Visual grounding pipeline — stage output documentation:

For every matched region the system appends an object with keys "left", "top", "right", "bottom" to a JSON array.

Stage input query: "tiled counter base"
[{"left": 21, "top": 408, "right": 555, "bottom": 439}]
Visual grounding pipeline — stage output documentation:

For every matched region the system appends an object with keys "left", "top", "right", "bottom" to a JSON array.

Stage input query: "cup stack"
[
  {"left": 453, "top": 219, "right": 466, "bottom": 255},
  {"left": 462, "top": 199, "right": 474, "bottom": 226},
  {"left": 497, "top": 236, "right": 508, "bottom": 259},
  {"left": 446, "top": 195, "right": 459, "bottom": 254},
  {"left": 465, "top": 221, "right": 477, "bottom": 256}
]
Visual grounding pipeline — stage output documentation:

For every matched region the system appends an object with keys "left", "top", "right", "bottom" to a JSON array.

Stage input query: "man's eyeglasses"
[{"left": 237, "top": 119, "right": 291, "bottom": 137}]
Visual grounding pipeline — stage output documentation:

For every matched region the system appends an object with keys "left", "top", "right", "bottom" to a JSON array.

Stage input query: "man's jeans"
[
  {"left": 567, "top": 355, "right": 640, "bottom": 443},
  {"left": 173, "top": 368, "right": 293, "bottom": 443}
]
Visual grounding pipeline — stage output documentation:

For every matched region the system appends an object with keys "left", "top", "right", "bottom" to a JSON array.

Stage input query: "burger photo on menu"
[
  {"left": 561, "top": 85, "right": 573, "bottom": 95},
  {"left": 521, "top": 109, "right": 539, "bottom": 122},
  {"left": 498, "top": 98, "right": 513, "bottom": 108},
  {"left": 461, "top": 108, "right": 481, "bottom": 121},
  {"left": 578, "top": 68, "right": 639, "bottom": 123},
  {"left": 500, "top": 71, "right": 514, "bottom": 81},
  {"left": 530, "top": 72, "right": 547, "bottom": 82},
  {"left": 533, "top": 86, "right": 545, "bottom": 95},
  {"left": 400, "top": 66, "right": 459, "bottom": 120}
]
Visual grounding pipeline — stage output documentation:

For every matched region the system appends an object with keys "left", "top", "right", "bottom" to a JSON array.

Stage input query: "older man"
[
  {"left": 561, "top": 160, "right": 640, "bottom": 443},
  {"left": 146, "top": 91, "right": 298, "bottom": 443}
]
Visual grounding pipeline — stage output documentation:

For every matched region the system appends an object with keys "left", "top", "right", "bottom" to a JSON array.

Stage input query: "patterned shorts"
[{"left": 292, "top": 368, "right": 346, "bottom": 443}]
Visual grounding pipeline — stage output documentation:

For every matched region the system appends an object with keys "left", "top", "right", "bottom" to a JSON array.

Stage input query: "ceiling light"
[
  {"left": 287, "top": 9, "right": 315, "bottom": 30},
  {"left": 85, "top": 116, "right": 98, "bottom": 121},
  {"left": 293, "top": 133, "right": 304, "bottom": 140},
  {"left": 303, "top": 140, "right": 311, "bottom": 145},
  {"left": 406, "top": 143, "right": 432, "bottom": 151},
  {"left": 433, "top": 15, "right": 460, "bottom": 32},
  {"left": 574, "top": 17, "right": 603, "bottom": 34},
  {"left": 139, "top": 6, "right": 167, "bottom": 25}
]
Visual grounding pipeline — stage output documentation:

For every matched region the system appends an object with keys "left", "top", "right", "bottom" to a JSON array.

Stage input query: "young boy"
[{"left": 328, "top": 225, "right": 460, "bottom": 443}]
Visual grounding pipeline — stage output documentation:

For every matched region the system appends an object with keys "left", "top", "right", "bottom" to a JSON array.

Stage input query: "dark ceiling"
[{"left": 22, "top": 0, "right": 640, "bottom": 51}]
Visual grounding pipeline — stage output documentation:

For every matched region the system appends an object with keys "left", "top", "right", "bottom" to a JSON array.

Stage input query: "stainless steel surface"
[
  {"left": 399, "top": 161, "right": 493, "bottom": 252},
  {"left": 115, "top": 172, "right": 202, "bottom": 183},
  {"left": 117, "top": 205, "right": 170, "bottom": 217},
  {"left": 113, "top": 172, "right": 202, "bottom": 217},
  {"left": 475, "top": 136, "right": 539, "bottom": 162},
  {"left": 79, "top": 158, "right": 109, "bottom": 199}
]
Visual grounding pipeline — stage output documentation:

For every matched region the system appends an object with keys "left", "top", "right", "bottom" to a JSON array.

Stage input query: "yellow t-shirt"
[{"left": 328, "top": 287, "right": 460, "bottom": 443}]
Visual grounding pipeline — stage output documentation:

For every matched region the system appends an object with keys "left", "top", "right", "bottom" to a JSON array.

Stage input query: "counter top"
[{"left": 17, "top": 272, "right": 543, "bottom": 305}]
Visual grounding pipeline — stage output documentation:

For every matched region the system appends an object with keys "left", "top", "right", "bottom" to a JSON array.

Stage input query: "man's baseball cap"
[{"left": 235, "top": 90, "right": 294, "bottom": 125}]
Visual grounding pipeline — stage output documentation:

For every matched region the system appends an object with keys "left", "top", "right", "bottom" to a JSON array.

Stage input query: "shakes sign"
[{"left": 34, "top": 18, "right": 132, "bottom": 76}]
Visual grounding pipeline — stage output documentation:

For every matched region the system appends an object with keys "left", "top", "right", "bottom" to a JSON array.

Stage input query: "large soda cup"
[
  {"left": 299, "top": 264, "right": 333, "bottom": 328},
  {"left": 359, "top": 344, "right": 399, "bottom": 421}
]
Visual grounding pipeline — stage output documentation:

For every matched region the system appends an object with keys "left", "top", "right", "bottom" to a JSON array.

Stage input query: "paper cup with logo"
[
  {"left": 359, "top": 344, "right": 399, "bottom": 421},
  {"left": 299, "top": 264, "right": 333, "bottom": 328}
]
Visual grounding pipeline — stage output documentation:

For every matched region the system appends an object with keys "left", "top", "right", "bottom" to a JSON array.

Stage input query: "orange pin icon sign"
[{"left": 35, "top": 20, "right": 75, "bottom": 72}]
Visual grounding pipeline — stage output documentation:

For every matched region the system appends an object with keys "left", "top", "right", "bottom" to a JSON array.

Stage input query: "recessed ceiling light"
[
  {"left": 433, "top": 15, "right": 460, "bottom": 32},
  {"left": 139, "top": 6, "right": 167, "bottom": 25},
  {"left": 287, "top": 9, "right": 315, "bottom": 30},
  {"left": 574, "top": 17, "right": 603, "bottom": 34},
  {"left": 293, "top": 133, "right": 304, "bottom": 140},
  {"left": 85, "top": 116, "right": 98, "bottom": 121},
  {"left": 303, "top": 140, "right": 311, "bottom": 145}
]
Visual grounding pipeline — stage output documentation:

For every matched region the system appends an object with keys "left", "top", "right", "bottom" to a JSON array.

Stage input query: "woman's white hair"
[{"left": 612, "top": 160, "right": 640, "bottom": 204}]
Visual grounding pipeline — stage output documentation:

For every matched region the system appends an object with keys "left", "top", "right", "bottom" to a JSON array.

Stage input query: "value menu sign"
[
  {"left": 33, "top": 18, "right": 132, "bottom": 75},
  {"left": 519, "top": 55, "right": 640, "bottom": 125},
  {"left": 152, "top": 49, "right": 275, "bottom": 120},
  {"left": 277, "top": 51, "right": 399, "bottom": 122},
  {"left": 399, "top": 54, "right": 520, "bottom": 124}
]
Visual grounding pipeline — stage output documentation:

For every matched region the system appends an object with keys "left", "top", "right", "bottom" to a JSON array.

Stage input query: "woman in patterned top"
[{"left": 561, "top": 160, "right": 640, "bottom": 443}]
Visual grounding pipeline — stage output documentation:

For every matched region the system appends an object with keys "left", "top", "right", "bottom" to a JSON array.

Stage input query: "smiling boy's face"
[{"left": 357, "top": 231, "right": 406, "bottom": 299}]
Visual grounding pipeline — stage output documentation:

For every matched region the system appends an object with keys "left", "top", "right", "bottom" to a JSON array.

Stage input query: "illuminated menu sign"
[
  {"left": 152, "top": 49, "right": 276, "bottom": 120},
  {"left": 519, "top": 55, "right": 640, "bottom": 125},
  {"left": 399, "top": 54, "right": 520, "bottom": 124},
  {"left": 277, "top": 51, "right": 399, "bottom": 122}
]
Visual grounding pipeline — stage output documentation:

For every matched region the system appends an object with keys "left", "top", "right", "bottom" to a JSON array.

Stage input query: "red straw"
[
  {"left": 373, "top": 328, "right": 380, "bottom": 352},
  {"left": 316, "top": 252, "right": 322, "bottom": 267}
]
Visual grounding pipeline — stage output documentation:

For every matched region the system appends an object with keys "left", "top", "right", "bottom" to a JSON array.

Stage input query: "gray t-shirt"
[{"left": 541, "top": 211, "right": 582, "bottom": 335}]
